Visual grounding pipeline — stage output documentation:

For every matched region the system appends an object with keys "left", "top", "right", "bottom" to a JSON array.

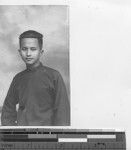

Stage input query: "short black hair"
[{"left": 19, "top": 30, "right": 43, "bottom": 49}]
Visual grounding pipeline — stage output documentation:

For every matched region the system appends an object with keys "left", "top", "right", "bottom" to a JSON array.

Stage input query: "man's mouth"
[{"left": 26, "top": 58, "right": 33, "bottom": 61}]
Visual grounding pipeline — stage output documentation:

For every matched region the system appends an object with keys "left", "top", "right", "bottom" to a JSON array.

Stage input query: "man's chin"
[
  {"left": 25, "top": 61, "right": 34, "bottom": 65},
  {"left": 25, "top": 61, "right": 40, "bottom": 67}
]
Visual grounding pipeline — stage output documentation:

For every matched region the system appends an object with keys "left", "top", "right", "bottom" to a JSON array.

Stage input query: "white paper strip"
[{"left": 58, "top": 138, "right": 87, "bottom": 142}]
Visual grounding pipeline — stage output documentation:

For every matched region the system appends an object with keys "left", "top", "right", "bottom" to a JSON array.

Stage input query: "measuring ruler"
[{"left": 0, "top": 129, "right": 126, "bottom": 150}]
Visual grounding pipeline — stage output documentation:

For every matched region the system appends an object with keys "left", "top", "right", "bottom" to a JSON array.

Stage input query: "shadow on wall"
[
  {"left": 0, "top": 107, "right": 1, "bottom": 125},
  {"left": 0, "top": 106, "right": 2, "bottom": 113}
]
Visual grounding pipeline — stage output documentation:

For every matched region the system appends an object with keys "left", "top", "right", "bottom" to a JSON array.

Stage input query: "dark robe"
[{"left": 1, "top": 63, "right": 70, "bottom": 126}]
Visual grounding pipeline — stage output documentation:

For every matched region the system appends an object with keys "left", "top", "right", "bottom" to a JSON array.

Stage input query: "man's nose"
[{"left": 26, "top": 49, "right": 31, "bottom": 56}]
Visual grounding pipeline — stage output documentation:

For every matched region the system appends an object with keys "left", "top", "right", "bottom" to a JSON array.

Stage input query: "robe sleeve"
[
  {"left": 53, "top": 72, "right": 70, "bottom": 126},
  {"left": 1, "top": 77, "right": 18, "bottom": 126}
]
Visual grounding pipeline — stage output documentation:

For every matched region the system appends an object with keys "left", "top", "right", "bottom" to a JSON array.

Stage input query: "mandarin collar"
[{"left": 26, "top": 62, "right": 43, "bottom": 72}]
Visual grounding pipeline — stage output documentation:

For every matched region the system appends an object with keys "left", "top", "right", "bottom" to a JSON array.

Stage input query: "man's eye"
[
  {"left": 31, "top": 48, "right": 37, "bottom": 51},
  {"left": 21, "top": 48, "right": 27, "bottom": 51}
]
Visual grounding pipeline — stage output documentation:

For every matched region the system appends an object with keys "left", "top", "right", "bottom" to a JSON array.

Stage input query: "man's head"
[
  {"left": 18, "top": 30, "right": 44, "bottom": 67},
  {"left": 19, "top": 30, "right": 43, "bottom": 49}
]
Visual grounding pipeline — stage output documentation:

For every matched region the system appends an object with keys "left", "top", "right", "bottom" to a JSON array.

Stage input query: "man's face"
[{"left": 19, "top": 38, "right": 43, "bottom": 66}]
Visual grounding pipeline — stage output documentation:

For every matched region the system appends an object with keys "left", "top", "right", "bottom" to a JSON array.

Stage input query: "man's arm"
[
  {"left": 1, "top": 78, "right": 18, "bottom": 126},
  {"left": 53, "top": 72, "right": 70, "bottom": 126}
]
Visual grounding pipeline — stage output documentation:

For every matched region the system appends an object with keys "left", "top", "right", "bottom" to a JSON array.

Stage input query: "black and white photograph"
[
  {"left": 0, "top": 5, "right": 70, "bottom": 126},
  {"left": 0, "top": 0, "right": 131, "bottom": 149}
]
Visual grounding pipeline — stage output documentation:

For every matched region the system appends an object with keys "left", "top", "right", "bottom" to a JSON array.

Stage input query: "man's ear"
[
  {"left": 41, "top": 49, "right": 44, "bottom": 54},
  {"left": 18, "top": 49, "right": 22, "bottom": 56}
]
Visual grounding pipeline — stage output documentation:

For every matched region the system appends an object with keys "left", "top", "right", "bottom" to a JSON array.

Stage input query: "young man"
[{"left": 1, "top": 30, "right": 70, "bottom": 126}]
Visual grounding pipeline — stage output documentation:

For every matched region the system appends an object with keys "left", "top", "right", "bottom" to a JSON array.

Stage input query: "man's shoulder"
[
  {"left": 41, "top": 65, "right": 63, "bottom": 81},
  {"left": 13, "top": 69, "right": 27, "bottom": 80},
  {"left": 42, "top": 65, "right": 60, "bottom": 76}
]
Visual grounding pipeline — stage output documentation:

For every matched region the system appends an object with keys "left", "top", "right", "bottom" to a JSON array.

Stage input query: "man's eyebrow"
[
  {"left": 21, "top": 47, "right": 37, "bottom": 48},
  {"left": 21, "top": 47, "right": 27, "bottom": 49}
]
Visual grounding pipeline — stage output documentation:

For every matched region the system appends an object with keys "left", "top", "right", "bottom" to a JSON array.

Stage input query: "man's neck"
[{"left": 26, "top": 61, "right": 41, "bottom": 70}]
